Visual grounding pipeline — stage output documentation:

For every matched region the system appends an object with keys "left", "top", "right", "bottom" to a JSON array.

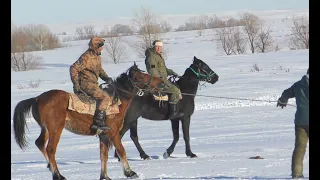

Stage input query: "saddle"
[
  {"left": 68, "top": 83, "right": 121, "bottom": 116},
  {"left": 151, "top": 78, "right": 179, "bottom": 102}
]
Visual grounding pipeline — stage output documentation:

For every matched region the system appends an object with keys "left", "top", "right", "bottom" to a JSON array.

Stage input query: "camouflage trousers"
[
  {"left": 292, "top": 125, "right": 309, "bottom": 177},
  {"left": 81, "top": 82, "right": 112, "bottom": 111},
  {"left": 162, "top": 79, "right": 181, "bottom": 104}
]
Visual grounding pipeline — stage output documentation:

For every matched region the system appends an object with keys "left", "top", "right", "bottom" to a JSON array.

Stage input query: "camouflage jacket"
[{"left": 70, "top": 49, "right": 109, "bottom": 87}]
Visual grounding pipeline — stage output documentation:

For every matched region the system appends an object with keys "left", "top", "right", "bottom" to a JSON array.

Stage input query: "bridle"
[{"left": 188, "top": 63, "right": 216, "bottom": 82}]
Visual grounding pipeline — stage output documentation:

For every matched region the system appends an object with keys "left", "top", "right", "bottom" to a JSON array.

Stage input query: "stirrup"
[{"left": 91, "top": 125, "right": 110, "bottom": 134}]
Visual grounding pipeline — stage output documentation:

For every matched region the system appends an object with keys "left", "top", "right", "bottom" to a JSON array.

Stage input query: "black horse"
[{"left": 114, "top": 56, "right": 219, "bottom": 160}]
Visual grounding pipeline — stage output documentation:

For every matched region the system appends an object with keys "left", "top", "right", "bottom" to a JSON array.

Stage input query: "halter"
[{"left": 189, "top": 65, "right": 216, "bottom": 82}]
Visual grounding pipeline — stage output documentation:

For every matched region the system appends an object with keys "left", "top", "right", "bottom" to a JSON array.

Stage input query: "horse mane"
[{"left": 113, "top": 65, "right": 136, "bottom": 99}]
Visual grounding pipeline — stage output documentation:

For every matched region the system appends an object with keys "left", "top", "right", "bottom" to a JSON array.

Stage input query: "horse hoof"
[
  {"left": 53, "top": 173, "right": 67, "bottom": 180},
  {"left": 190, "top": 154, "right": 198, "bottom": 158},
  {"left": 141, "top": 154, "right": 150, "bottom": 160},
  {"left": 124, "top": 170, "right": 139, "bottom": 178},
  {"left": 163, "top": 151, "right": 170, "bottom": 159},
  {"left": 187, "top": 153, "right": 197, "bottom": 158},
  {"left": 100, "top": 176, "right": 111, "bottom": 180}
]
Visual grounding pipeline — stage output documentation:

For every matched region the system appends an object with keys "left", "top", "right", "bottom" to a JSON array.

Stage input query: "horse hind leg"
[
  {"left": 32, "top": 104, "right": 51, "bottom": 169},
  {"left": 46, "top": 126, "right": 66, "bottom": 180},
  {"left": 99, "top": 137, "right": 111, "bottom": 180},
  {"left": 35, "top": 125, "right": 50, "bottom": 170},
  {"left": 130, "top": 121, "right": 150, "bottom": 160}
]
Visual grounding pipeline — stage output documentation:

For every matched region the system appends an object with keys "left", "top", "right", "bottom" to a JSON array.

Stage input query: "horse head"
[{"left": 189, "top": 56, "right": 219, "bottom": 84}]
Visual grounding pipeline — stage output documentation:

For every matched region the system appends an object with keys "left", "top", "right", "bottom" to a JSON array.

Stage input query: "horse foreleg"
[
  {"left": 182, "top": 115, "right": 197, "bottom": 158},
  {"left": 47, "top": 128, "right": 66, "bottom": 180},
  {"left": 130, "top": 120, "right": 150, "bottom": 160},
  {"left": 99, "top": 138, "right": 111, "bottom": 180},
  {"left": 163, "top": 119, "right": 180, "bottom": 159},
  {"left": 112, "top": 134, "right": 138, "bottom": 178},
  {"left": 114, "top": 122, "right": 130, "bottom": 161},
  {"left": 35, "top": 125, "right": 50, "bottom": 169}
]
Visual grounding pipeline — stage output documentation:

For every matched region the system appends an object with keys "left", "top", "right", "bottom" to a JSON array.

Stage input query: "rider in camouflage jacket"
[{"left": 70, "top": 36, "right": 113, "bottom": 133}]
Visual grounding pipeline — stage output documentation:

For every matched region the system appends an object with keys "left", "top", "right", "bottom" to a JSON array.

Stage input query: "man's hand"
[
  {"left": 179, "top": 94, "right": 183, "bottom": 100},
  {"left": 172, "top": 72, "right": 181, "bottom": 78},
  {"left": 277, "top": 98, "right": 287, "bottom": 109}
]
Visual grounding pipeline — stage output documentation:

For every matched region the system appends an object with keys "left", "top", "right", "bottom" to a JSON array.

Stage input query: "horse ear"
[
  {"left": 134, "top": 61, "right": 137, "bottom": 66},
  {"left": 194, "top": 56, "right": 197, "bottom": 61}
]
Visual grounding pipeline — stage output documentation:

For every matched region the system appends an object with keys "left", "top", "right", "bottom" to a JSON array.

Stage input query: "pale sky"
[{"left": 11, "top": 0, "right": 308, "bottom": 25}]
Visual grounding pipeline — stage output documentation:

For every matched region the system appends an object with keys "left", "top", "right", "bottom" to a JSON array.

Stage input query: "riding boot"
[
  {"left": 168, "top": 103, "right": 183, "bottom": 119},
  {"left": 91, "top": 110, "right": 110, "bottom": 133}
]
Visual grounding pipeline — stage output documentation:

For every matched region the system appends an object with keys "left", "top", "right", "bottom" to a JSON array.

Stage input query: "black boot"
[
  {"left": 168, "top": 103, "right": 183, "bottom": 119},
  {"left": 91, "top": 110, "right": 110, "bottom": 133}
]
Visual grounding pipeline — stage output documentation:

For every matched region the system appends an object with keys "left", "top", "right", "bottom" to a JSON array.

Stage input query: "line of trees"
[
  {"left": 12, "top": 6, "right": 309, "bottom": 70},
  {"left": 11, "top": 24, "right": 62, "bottom": 71}
]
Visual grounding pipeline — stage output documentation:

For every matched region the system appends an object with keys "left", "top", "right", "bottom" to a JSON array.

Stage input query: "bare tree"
[
  {"left": 11, "top": 27, "right": 30, "bottom": 53},
  {"left": 184, "top": 16, "right": 198, "bottom": 31},
  {"left": 196, "top": 15, "right": 208, "bottom": 36},
  {"left": 207, "top": 15, "right": 226, "bottom": 29},
  {"left": 46, "top": 33, "right": 61, "bottom": 50},
  {"left": 254, "top": 26, "right": 275, "bottom": 53},
  {"left": 30, "top": 24, "right": 52, "bottom": 51},
  {"left": 11, "top": 52, "right": 43, "bottom": 71},
  {"left": 160, "top": 21, "right": 172, "bottom": 33},
  {"left": 83, "top": 25, "right": 97, "bottom": 37},
  {"left": 75, "top": 27, "right": 86, "bottom": 40},
  {"left": 288, "top": 16, "right": 309, "bottom": 50},
  {"left": 240, "top": 12, "right": 262, "bottom": 53},
  {"left": 233, "top": 28, "right": 247, "bottom": 54},
  {"left": 76, "top": 25, "right": 97, "bottom": 40},
  {"left": 215, "top": 27, "right": 236, "bottom": 55},
  {"left": 128, "top": 5, "right": 162, "bottom": 58},
  {"left": 104, "top": 34, "right": 126, "bottom": 64},
  {"left": 110, "top": 24, "right": 133, "bottom": 36}
]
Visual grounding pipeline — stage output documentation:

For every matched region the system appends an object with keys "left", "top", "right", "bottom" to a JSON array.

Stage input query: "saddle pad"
[
  {"left": 153, "top": 94, "right": 169, "bottom": 101},
  {"left": 68, "top": 93, "right": 121, "bottom": 115}
]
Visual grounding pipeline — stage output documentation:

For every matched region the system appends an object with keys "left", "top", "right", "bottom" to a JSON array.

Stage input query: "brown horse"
[{"left": 12, "top": 63, "right": 164, "bottom": 180}]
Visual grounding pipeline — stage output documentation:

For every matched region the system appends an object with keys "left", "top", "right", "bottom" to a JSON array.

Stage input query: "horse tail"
[{"left": 13, "top": 97, "right": 37, "bottom": 150}]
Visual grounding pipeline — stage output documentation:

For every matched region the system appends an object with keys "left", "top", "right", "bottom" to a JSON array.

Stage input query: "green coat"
[
  {"left": 279, "top": 75, "right": 309, "bottom": 126},
  {"left": 145, "top": 48, "right": 177, "bottom": 80}
]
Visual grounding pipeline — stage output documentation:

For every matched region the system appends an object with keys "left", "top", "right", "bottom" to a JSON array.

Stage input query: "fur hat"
[
  {"left": 88, "top": 37, "right": 105, "bottom": 50},
  {"left": 152, "top": 40, "right": 163, "bottom": 47}
]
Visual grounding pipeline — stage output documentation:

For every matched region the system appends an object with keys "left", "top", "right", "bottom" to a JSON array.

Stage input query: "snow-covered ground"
[{"left": 11, "top": 8, "right": 309, "bottom": 180}]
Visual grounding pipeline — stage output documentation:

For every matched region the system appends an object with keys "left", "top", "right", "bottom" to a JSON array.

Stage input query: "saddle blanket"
[{"left": 68, "top": 93, "right": 121, "bottom": 116}]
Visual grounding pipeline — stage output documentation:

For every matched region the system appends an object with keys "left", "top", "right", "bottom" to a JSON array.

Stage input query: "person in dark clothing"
[{"left": 277, "top": 68, "right": 309, "bottom": 179}]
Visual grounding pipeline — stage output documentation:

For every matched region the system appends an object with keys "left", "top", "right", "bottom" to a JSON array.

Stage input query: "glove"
[
  {"left": 73, "top": 84, "right": 81, "bottom": 93},
  {"left": 277, "top": 98, "right": 287, "bottom": 109},
  {"left": 105, "top": 77, "right": 114, "bottom": 84},
  {"left": 172, "top": 72, "right": 181, "bottom": 78}
]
